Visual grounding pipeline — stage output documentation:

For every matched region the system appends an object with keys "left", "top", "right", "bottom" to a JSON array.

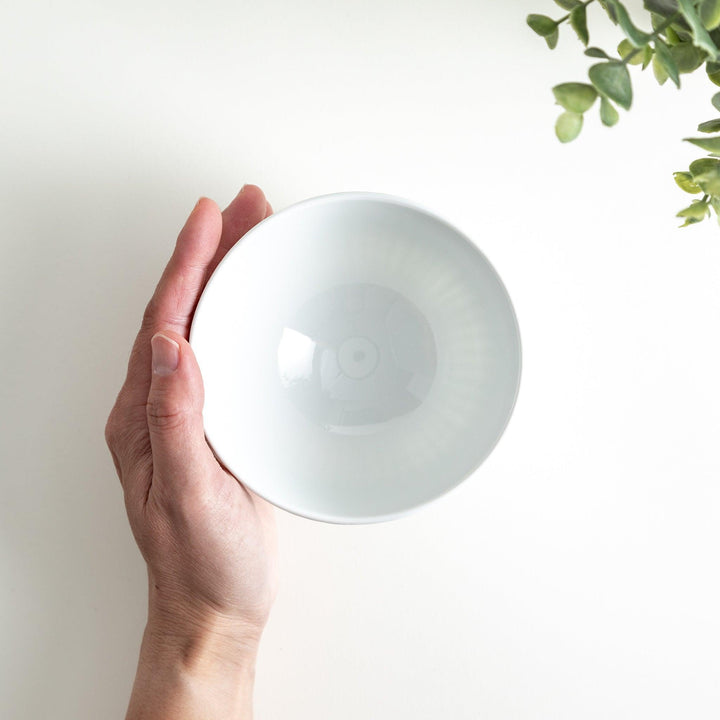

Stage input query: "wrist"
[
  {"left": 145, "top": 569, "right": 268, "bottom": 658},
  {"left": 126, "top": 602, "right": 262, "bottom": 720},
  {"left": 145, "top": 599, "right": 263, "bottom": 669}
]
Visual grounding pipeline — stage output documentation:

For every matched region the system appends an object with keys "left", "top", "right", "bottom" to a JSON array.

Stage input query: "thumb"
[{"left": 147, "top": 331, "right": 215, "bottom": 482}]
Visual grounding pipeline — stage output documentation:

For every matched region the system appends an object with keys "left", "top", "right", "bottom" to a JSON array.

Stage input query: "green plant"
[{"left": 528, "top": 0, "right": 720, "bottom": 227}]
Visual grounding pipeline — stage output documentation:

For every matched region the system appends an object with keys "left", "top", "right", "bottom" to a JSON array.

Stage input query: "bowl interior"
[{"left": 190, "top": 193, "right": 521, "bottom": 523}]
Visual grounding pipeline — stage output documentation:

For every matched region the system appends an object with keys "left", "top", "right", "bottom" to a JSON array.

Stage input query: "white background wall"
[{"left": 2, "top": 0, "right": 720, "bottom": 717}]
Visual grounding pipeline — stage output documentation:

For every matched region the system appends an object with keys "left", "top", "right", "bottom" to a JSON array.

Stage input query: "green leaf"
[
  {"left": 606, "top": 0, "right": 652, "bottom": 46},
  {"left": 546, "top": 26, "right": 560, "bottom": 49},
  {"left": 678, "top": 215, "right": 707, "bottom": 226},
  {"left": 692, "top": 157, "right": 720, "bottom": 175},
  {"left": 570, "top": 4, "right": 590, "bottom": 45},
  {"left": 665, "top": 25, "right": 682, "bottom": 45},
  {"left": 527, "top": 14, "right": 558, "bottom": 37},
  {"left": 673, "top": 171, "right": 702, "bottom": 193},
  {"left": 712, "top": 91, "right": 720, "bottom": 110},
  {"left": 700, "top": 0, "right": 720, "bottom": 30},
  {"left": 554, "top": 0, "right": 581, "bottom": 8},
  {"left": 685, "top": 135, "right": 720, "bottom": 154},
  {"left": 690, "top": 157, "right": 720, "bottom": 193},
  {"left": 653, "top": 53, "right": 670, "bottom": 84},
  {"left": 677, "top": 0, "right": 719, "bottom": 58},
  {"left": 707, "top": 60, "right": 720, "bottom": 85},
  {"left": 599, "top": 0, "right": 618, "bottom": 23},
  {"left": 677, "top": 199, "right": 711, "bottom": 225},
  {"left": 552, "top": 82, "right": 599, "bottom": 112},
  {"left": 589, "top": 61, "right": 633, "bottom": 109},
  {"left": 670, "top": 42, "right": 706, "bottom": 72},
  {"left": 618, "top": 38, "right": 645, "bottom": 64},
  {"left": 654, "top": 37, "right": 681, "bottom": 86},
  {"left": 698, "top": 118, "right": 720, "bottom": 131},
  {"left": 710, "top": 195, "right": 720, "bottom": 223},
  {"left": 585, "top": 46, "right": 611, "bottom": 58},
  {"left": 644, "top": 0, "right": 680, "bottom": 18},
  {"left": 555, "top": 111, "right": 584, "bottom": 142},
  {"left": 600, "top": 95, "right": 620, "bottom": 125},
  {"left": 642, "top": 44, "right": 655, "bottom": 68},
  {"left": 709, "top": 24, "right": 720, "bottom": 47},
  {"left": 654, "top": 14, "right": 694, "bottom": 44}
]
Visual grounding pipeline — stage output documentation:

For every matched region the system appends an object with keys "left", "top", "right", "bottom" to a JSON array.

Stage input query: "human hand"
[{"left": 105, "top": 185, "right": 278, "bottom": 720}]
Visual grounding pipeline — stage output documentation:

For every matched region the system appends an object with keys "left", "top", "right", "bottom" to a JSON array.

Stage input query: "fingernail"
[
  {"left": 151, "top": 333, "right": 180, "bottom": 375},
  {"left": 239, "top": 184, "right": 248, "bottom": 194}
]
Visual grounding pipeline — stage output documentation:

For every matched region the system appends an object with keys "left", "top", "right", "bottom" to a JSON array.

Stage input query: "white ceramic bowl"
[{"left": 190, "top": 192, "right": 521, "bottom": 523}]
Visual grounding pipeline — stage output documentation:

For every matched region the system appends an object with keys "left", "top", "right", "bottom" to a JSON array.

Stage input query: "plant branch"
[
  {"left": 621, "top": 11, "right": 683, "bottom": 64},
  {"left": 556, "top": 0, "right": 597, "bottom": 26}
]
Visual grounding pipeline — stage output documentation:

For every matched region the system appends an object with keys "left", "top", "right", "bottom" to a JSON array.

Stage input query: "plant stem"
[
  {"left": 621, "top": 12, "right": 683, "bottom": 65},
  {"left": 556, "top": 0, "right": 596, "bottom": 26}
]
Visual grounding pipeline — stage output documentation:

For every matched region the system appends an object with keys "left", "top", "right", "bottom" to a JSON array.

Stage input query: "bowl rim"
[{"left": 189, "top": 190, "right": 523, "bottom": 524}]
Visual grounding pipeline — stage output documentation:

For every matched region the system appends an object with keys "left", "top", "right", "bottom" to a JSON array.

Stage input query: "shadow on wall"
[{"left": 0, "top": 154, "right": 214, "bottom": 718}]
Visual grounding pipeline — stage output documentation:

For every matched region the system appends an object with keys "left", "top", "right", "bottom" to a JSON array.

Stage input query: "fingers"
[
  {"left": 207, "top": 184, "right": 271, "bottom": 276},
  {"left": 117, "top": 198, "right": 223, "bottom": 414},
  {"left": 145, "top": 330, "right": 216, "bottom": 490},
  {"left": 150, "top": 198, "right": 224, "bottom": 330},
  {"left": 121, "top": 187, "right": 270, "bottom": 412},
  {"left": 108, "top": 186, "right": 271, "bottom": 483}
]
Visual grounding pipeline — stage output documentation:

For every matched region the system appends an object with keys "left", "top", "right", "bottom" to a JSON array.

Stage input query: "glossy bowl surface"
[{"left": 190, "top": 192, "right": 521, "bottom": 523}]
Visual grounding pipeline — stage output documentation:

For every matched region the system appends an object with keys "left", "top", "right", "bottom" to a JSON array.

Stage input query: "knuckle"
[
  {"left": 104, "top": 413, "right": 127, "bottom": 481},
  {"left": 104, "top": 403, "right": 152, "bottom": 479},
  {"left": 104, "top": 409, "right": 121, "bottom": 450},
  {"left": 146, "top": 396, "right": 187, "bottom": 431},
  {"left": 105, "top": 397, "right": 145, "bottom": 449}
]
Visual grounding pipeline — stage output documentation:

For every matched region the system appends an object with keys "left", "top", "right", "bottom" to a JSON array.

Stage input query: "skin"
[{"left": 105, "top": 185, "right": 279, "bottom": 720}]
